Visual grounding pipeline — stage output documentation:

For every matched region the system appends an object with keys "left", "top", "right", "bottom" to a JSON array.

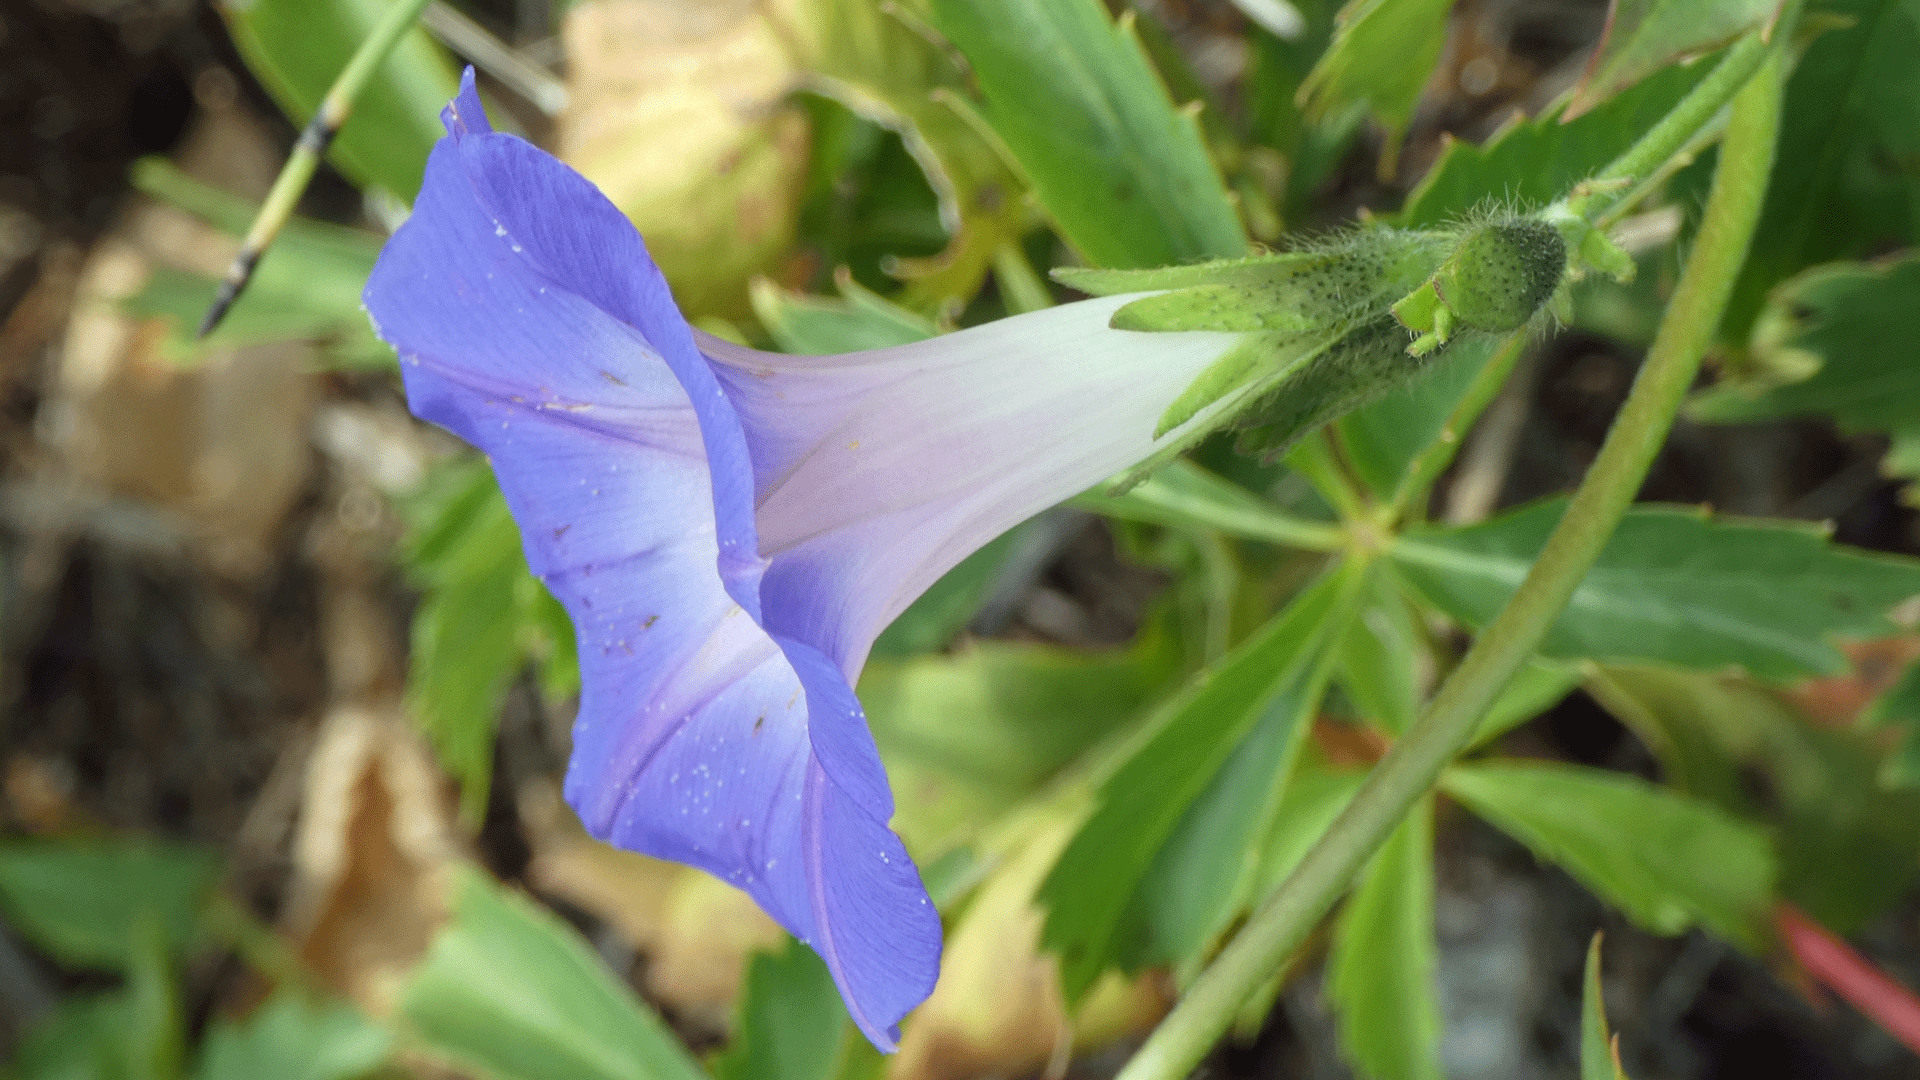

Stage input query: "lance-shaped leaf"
[
  {"left": 1398, "top": 59, "right": 1710, "bottom": 228},
  {"left": 193, "top": 993, "right": 393, "bottom": 1080},
  {"left": 1565, "top": 0, "right": 1778, "bottom": 118},
  {"left": 929, "top": 0, "right": 1246, "bottom": 268},
  {"left": 1722, "top": 0, "right": 1920, "bottom": 337},
  {"left": 1391, "top": 501, "right": 1920, "bottom": 681},
  {"left": 1442, "top": 762, "right": 1774, "bottom": 949},
  {"left": 1581, "top": 935, "right": 1633, "bottom": 1080},
  {"left": 1039, "top": 567, "right": 1353, "bottom": 999},
  {"left": 1328, "top": 799, "right": 1442, "bottom": 1080},
  {"left": 0, "top": 840, "right": 219, "bottom": 970},
  {"left": 398, "top": 868, "right": 706, "bottom": 1080}
]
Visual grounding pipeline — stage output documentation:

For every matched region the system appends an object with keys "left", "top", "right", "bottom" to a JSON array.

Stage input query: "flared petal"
[
  {"left": 362, "top": 71, "right": 938, "bottom": 1048},
  {"left": 700, "top": 308, "right": 1241, "bottom": 676}
]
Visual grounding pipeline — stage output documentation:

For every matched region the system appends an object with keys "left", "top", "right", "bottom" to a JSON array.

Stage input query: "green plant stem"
[
  {"left": 1387, "top": 333, "right": 1529, "bottom": 522},
  {"left": 1551, "top": 22, "right": 1775, "bottom": 226},
  {"left": 198, "top": 0, "right": 435, "bottom": 338},
  {"left": 1116, "top": 37, "right": 1788, "bottom": 1080}
]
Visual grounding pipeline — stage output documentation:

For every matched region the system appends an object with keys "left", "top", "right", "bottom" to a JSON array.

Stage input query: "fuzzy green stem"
[
  {"left": 1116, "top": 38, "right": 1787, "bottom": 1080},
  {"left": 198, "top": 0, "right": 435, "bottom": 338},
  {"left": 1552, "top": 20, "right": 1775, "bottom": 227}
]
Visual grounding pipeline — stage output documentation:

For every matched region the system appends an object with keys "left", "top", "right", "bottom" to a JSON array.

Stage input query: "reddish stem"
[{"left": 1776, "top": 903, "right": 1920, "bottom": 1057}]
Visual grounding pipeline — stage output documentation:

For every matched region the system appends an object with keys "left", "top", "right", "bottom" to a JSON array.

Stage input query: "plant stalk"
[{"left": 1116, "top": 35, "right": 1788, "bottom": 1080}]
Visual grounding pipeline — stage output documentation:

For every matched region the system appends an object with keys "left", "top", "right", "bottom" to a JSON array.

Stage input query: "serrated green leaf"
[
  {"left": 397, "top": 868, "right": 707, "bottom": 1080},
  {"left": 1693, "top": 254, "right": 1920, "bottom": 431},
  {"left": 1566, "top": 0, "right": 1776, "bottom": 118},
  {"left": 711, "top": 940, "right": 847, "bottom": 1080},
  {"left": 1398, "top": 59, "right": 1709, "bottom": 227},
  {"left": 1442, "top": 761, "right": 1774, "bottom": 949},
  {"left": 0, "top": 841, "right": 219, "bottom": 970},
  {"left": 1391, "top": 500, "right": 1920, "bottom": 681},
  {"left": 1580, "top": 935, "right": 1631, "bottom": 1080},
  {"left": 1298, "top": 0, "right": 1455, "bottom": 178},
  {"left": 191, "top": 994, "right": 391, "bottom": 1080},
  {"left": 1722, "top": 0, "right": 1920, "bottom": 337},
  {"left": 220, "top": 0, "right": 458, "bottom": 199},
  {"left": 928, "top": 0, "right": 1246, "bottom": 268},
  {"left": 1327, "top": 799, "right": 1441, "bottom": 1080},
  {"left": 1587, "top": 664, "right": 1920, "bottom": 932},
  {"left": 1039, "top": 566, "right": 1354, "bottom": 999}
]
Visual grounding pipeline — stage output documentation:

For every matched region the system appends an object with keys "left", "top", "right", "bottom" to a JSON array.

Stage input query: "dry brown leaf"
[
  {"left": 1786, "top": 635, "right": 1920, "bottom": 727},
  {"left": 892, "top": 812, "right": 1171, "bottom": 1080},
  {"left": 557, "top": 0, "right": 810, "bottom": 319},
  {"left": 281, "top": 705, "right": 464, "bottom": 1018}
]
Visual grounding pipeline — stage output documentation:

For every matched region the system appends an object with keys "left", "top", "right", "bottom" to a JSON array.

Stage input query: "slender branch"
[
  {"left": 1115, "top": 35, "right": 1789, "bottom": 1080},
  {"left": 198, "top": 0, "right": 436, "bottom": 338}
]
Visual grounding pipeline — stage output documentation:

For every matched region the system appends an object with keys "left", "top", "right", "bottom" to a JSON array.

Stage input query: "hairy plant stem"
[{"left": 1116, "top": 36, "right": 1788, "bottom": 1080}]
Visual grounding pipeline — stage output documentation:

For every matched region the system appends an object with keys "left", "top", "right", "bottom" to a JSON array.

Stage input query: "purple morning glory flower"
[{"left": 363, "top": 71, "right": 1243, "bottom": 1049}]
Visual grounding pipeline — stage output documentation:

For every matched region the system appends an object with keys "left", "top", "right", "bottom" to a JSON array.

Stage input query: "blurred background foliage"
[{"left": 3, "top": 1, "right": 1920, "bottom": 1079}]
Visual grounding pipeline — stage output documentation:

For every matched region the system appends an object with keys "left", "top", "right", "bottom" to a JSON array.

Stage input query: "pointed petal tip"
[{"left": 441, "top": 66, "right": 489, "bottom": 138}]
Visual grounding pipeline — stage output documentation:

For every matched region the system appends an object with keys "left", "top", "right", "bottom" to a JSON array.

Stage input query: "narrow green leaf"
[
  {"left": 1693, "top": 254, "right": 1920, "bottom": 431},
  {"left": 1470, "top": 658, "right": 1581, "bottom": 748},
  {"left": 0, "top": 840, "right": 219, "bottom": 970},
  {"left": 1327, "top": 799, "right": 1441, "bottom": 1080},
  {"left": 1566, "top": 0, "right": 1776, "bottom": 118},
  {"left": 928, "top": 0, "right": 1246, "bottom": 268},
  {"left": 397, "top": 868, "right": 707, "bottom": 1080},
  {"left": 1298, "top": 0, "right": 1455, "bottom": 177},
  {"left": 123, "top": 916, "right": 183, "bottom": 1080},
  {"left": 748, "top": 276, "right": 937, "bottom": 356},
  {"left": 1398, "top": 59, "right": 1709, "bottom": 227},
  {"left": 191, "top": 994, "right": 391, "bottom": 1080},
  {"left": 1039, "top": 567, "right": 1353, "bottom": 999},
  {"left": 1253, "top": 756, "right": 1367, "bottom": 894},
  {"left": 1442, "top": 761, "right": 1775, "bottom": 949},
  {"left": 1335, "top": 336, "right": 1494, "bottom": 497},
  {"left": 1336, "top": 564, "right": 1423, "bottom": 736},
  {"left": 220, "top": 0, "right": 459, "bottom": 199},
  {"left": 1722, "top": 0, "right": 1920, "bottom": 337},
  {"left": 1580, "top": 934, "right": 1631, "bottom": 1080},
  {"left": 1391, "top": 501, "right": 1920, "bottom": 681},
  {"left": 1134, "top": 615, "right": 1336, "bottom": 966},
  {"left": 1073, "top": 459, "right": 1344, "bottom": 550},
  {"left": 711, "top": 940, "right": 848, "bottom": 1080}
]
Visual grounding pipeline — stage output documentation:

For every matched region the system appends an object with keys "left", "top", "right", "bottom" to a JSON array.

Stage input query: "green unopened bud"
[{"left": 1393, "top": 218, "right": 1566, "bottom": 354}]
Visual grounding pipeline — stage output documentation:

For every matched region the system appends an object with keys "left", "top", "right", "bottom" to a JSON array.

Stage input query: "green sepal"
[
  {"left": 1052, "top": 251, "right": 1322, "bottom": 297},
  {"left": 1116, "top": 286, "right": 1324, "bottom": 333},
  {"left": 1153, "top": 334, "right": 1274, "bottom": 436}
]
